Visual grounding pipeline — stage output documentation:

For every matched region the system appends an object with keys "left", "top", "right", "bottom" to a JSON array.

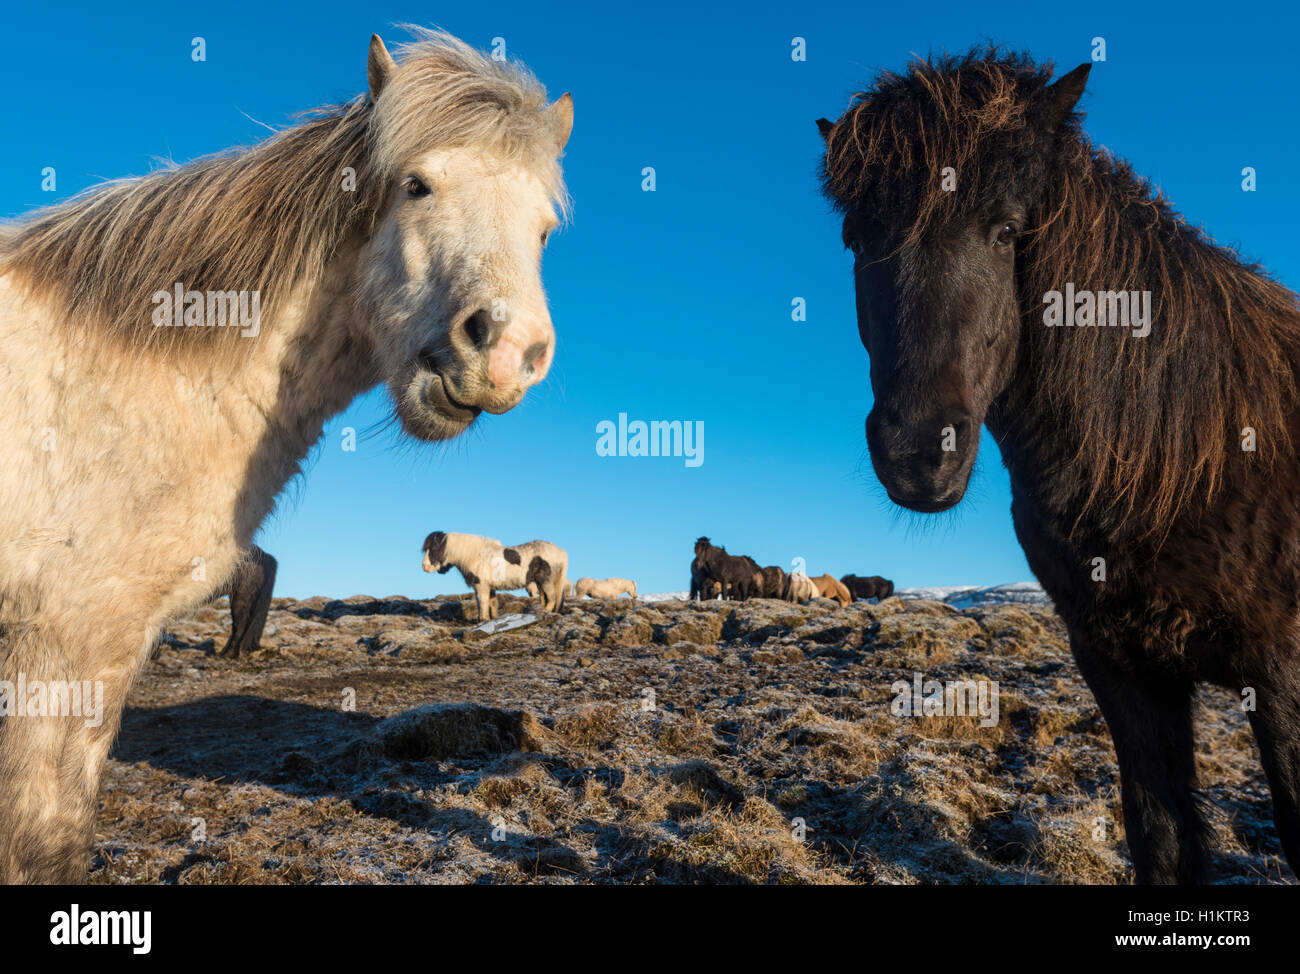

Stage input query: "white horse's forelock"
[{"left": 377, "top": 27, "right": 571, "bottom": 218}]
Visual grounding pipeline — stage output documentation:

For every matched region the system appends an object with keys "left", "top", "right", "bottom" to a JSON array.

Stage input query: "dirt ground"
[{"left": 90, "top": 592, "right": 1292, "bottom": 884}]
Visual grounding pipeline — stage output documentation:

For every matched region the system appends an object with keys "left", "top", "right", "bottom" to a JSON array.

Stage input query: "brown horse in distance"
[{"left": 811, "top": 574, "right": 852, "bottom": 606}]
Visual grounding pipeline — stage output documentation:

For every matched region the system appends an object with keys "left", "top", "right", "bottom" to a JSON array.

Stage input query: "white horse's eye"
[
  {"left": 404, "top": 175, "right": 431, "bottom": 198},
  {"left": 540, "top": 229, "right": 551, "bottom": 247}
]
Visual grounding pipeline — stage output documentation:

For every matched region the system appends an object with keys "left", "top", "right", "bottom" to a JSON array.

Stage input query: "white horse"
[
  {"left": 784, "top": 573, "right": 819, "bottom": 604},
  {"left": 573, "top": 577, "right": 637, "bottom": 599},
  {"left": 422, "top": 531, "right": 567, "bottom": 620},
  {"left": 0, "top": 29, "right": 572, "bottom": 882}
]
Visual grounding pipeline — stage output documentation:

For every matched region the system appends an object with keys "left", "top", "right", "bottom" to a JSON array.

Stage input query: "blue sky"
[{"left": 3, "top": 1, "right": 1297, "bottom": 597}]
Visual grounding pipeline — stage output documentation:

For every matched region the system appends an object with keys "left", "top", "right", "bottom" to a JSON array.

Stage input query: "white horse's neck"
[
  {"left": 0, "top": 238, "right": 377, "bottom": 628},
  {"left": 212, "top": 242, "right": 378, "bottom": 543}
]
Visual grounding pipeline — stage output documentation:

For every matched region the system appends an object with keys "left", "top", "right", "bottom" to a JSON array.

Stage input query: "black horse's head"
[{"left": 819, "top": 52, "right": 1089, "bottom": 512}]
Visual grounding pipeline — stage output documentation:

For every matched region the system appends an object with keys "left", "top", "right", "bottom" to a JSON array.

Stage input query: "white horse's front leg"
[{"left": 0, "top": 625, "right": 138, "bottom": 883}]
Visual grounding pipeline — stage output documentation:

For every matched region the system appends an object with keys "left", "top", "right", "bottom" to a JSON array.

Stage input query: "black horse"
[
  {"left": 216, "top": 545, "right": 278, "bottom": 659},
  {"left": 821, "top": 51, "right": 1300, "bottom": 883},
  {"left": 841, "top": 574, "right": 893, "bottom": 601},
  {"left": 693, "top": 537, "right": 759, "bottom": 600},
  {"left": 757, "top": 565, "right": 787, "bottom": 599}
]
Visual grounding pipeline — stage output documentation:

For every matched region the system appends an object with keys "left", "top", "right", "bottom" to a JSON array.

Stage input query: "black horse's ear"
[
  {"left": 816, "top": 117, "right": 836, "bottom": 143},
  {"left": 1044, "top": 62, "right": 1090, "bottom": 130}
]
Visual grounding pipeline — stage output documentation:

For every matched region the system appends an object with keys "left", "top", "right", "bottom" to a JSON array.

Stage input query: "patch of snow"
[
  {"left": 896, "top": 582, "right": 1051, "bottom": 608},
  {"left": 894, "top": 585, "right": 980, "bottom": 603},
  {"left": 469, "top": 612, "right": 538, "bottom": 634},
  {"left": 640, "top": 584, "right": 1050, "bottom": 607}
]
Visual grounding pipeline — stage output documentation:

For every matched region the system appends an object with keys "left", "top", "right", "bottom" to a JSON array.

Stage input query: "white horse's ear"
[
  {"left": 368, "top": 34, "right": 397, "bottom": 100},
  {"left": 550, "top": 93, "right": 573, "bottom": 150}
]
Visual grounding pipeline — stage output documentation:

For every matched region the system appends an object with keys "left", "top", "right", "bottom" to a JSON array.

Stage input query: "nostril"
[
  {"left": 521, "top": 340, "right": 550, "bottom": 378},
  {"left": 865, "top": 410, "right": 897, "bottom": 447},
  {"left": 463, "top": 309, "right": 494, "bottom": 350}
]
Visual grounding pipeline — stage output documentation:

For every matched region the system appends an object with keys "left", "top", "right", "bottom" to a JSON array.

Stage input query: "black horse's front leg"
[
  {"left": 1070, "top": 631, "right": 1209, "bottom": 884},
  {"left": 218, "top": 548, "right": 277, "bottom": 659},
  {"left": 1241, "top": 660, "right": 1300, "bottom": 878}
]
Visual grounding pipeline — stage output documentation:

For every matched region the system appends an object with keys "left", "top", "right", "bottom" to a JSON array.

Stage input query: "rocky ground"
[{"left": 91, "top": 592, "right": 1292, "bottom": 885}]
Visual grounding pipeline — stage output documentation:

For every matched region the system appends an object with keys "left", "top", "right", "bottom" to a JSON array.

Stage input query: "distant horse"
[
  {"left": 574, "top": 577, "right": 637, "bottom": 599},
  {"left": 694, "top": 537, "right": 759, "bottom": 599},
  {"left": 811, "top": 574, "right": 852, "bottom": 607},
  {"left": 754, "top": 565, "right": 786, "bottom": 599},
  {"left": 783, "top": 572, "right": 819, "bottom": 605},
  {"left": 820, "top": 50, "right": 1300, "bottom": 883},
  {"left": 423, "top": 532, "right": 568, "bottom": 621},
  {"left": 841, "top": 574, "right": 894, "bottom": 601},
  {"left": 0, "top": 30, "right": 572, "bottom": 882},
  {"left": 690, "top": 549, "right": 721, "bottom": 601}
]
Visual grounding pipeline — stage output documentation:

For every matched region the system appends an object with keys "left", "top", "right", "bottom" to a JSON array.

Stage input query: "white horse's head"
[{"left": 357, "top": 33, "right": 572, "bottom": 441}]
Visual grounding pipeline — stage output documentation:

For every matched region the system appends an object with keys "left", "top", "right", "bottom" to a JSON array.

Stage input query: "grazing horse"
[
  {"left": 0, "top": 30, "right": 572, "bottom": 883},
  {"left": 841, "top": 574, "right": 894, "bottom": 601},
  {"left": 819, "top": 50, "right": 1300, "bottom": 883},
  {"left": 574, "top": 577, "right": 637, "bottom": 599},
  {"left": 754, "top": 565, "right": 786, "bottom": 599},
  {"left": 693, "top": 537, "right": 759, "bottom": 600},
  {"left": 422, "top": 531, "right": 568, "bottom": 620},
  {"left": 783, "top": 572, "right": 819, "bottom": 605},
  {"left": 811, "top": 574, "right": 852, "bottom": 607},
  {"left": 690, "top": 555, "right": 707, "bottom": 600}
]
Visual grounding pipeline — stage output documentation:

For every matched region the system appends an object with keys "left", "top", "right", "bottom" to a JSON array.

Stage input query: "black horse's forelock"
[{"left": 820, "top": 47, "right": 1066, "bottom": 244}]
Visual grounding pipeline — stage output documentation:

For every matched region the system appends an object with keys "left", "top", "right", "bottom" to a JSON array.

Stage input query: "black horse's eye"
[
  {"left": 405, "top": 175, "right": 431, "bottom": 198},
  {"left": 995, "top": 223, "right": 1018, "bottom": 247}
]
